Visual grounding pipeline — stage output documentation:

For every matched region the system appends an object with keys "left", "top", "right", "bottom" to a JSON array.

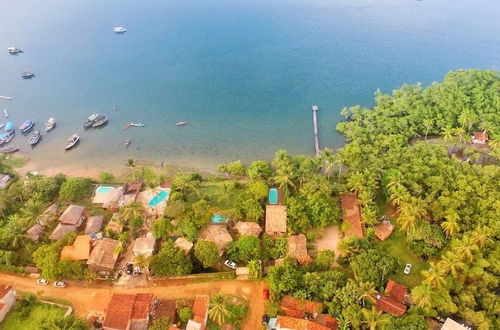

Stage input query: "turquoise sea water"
[{"left": 0, "top": 0, "right": 499, "bottom": 172}]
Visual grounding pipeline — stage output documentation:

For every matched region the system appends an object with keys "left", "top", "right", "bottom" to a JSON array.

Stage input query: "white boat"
[
  {"left": 8, "top": 47, "right": 23, "bottom": 54},
  {"left": 45, "top": 118, "right": 56, "bottom": 132},
  {"left": 0, "top": 96, "right": 12, "bottom": 101},
  {"left": 3, "top": 109, "right": 8, "bottom": 118},
  {"left": 130, "top": 122, "right": 144, "bottom": 127},
  {"left": 176, "top": 121, "right": 188, "bottom": 126},
  {"left": 113, "top": 27, "right": 127, "bottom": 33},
  {"left": 65, "top": 134, "right": 80, "bottom": 150}
]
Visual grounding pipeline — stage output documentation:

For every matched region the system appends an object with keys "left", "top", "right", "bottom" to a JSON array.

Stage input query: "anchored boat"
[
  {"left": 130, "top": 122, "right": 144, "bottom": 127},
  {"left": 19, "top": 119, "right": 34, "bottom": 133},
  {"left": 176, "top": 121, "right": 188, "bottom": 126},
  {"left": 45, "top": 118, "right": 56, "bottom": 132},
  {"left": 21, "top": 72, "right": 35, "bottom": 79},
  {"left": 0, "top": 144, "right": 19, "bottom": 154},
  {"left": 0, "top": 131, "right": 14, "bottom": 146},
  {"left": 65, "top": 134, "right": 80, "bottom": 150},
  {"left": 124, "top": 139, "right": 131, "bottom": 148},
  {"left": 92, "top": 115, "right": 108, "bottom": 127},
  {"left": 113, "top": 26, "right": 127, "bottom": 33},
  {"left": 8, "top": 47, "right": 23, "bottom": 55},
  {"left": 28, "top": 130, "right": 41, "bottom": 146},
  {"left": 83, "top": 113, "right": 100, "bottom": 128},
  {"left": 0, "top": 96, "right": 12, "bottom": 101},
  {"left": 4, "top": 122, "right": 14, "bottom": 135}
]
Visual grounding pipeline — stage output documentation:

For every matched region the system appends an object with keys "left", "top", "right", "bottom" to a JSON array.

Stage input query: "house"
[
  {"left": 87, "top": 238, "right": 122, "bottom": 273},
  {"left": 374, "top": 280, "right": 408, "bottom": 317},
  {"left": 133, "top": 233, "right": 156, "bottom": 257},
  {"left": 49, "top": 205, "right": 88, "bottom": 240},
  {"left": 198, "top": 225, "right": 233, "bottom": 256},
  {"left": 85, "top": 215, "right": 104, "bottom": 235},
  {"left": 36, "top": 203, "right": 58, "bottom": 226},
  {"left": 375, "top": 220, "right": 394, "bottom": 241},
  {"left": 60, "top": 235, "right": 92, "bottom": 261},
  {"left": 174, "top": 237, "right": 194, "bottom": 255},
  {"left": 26, "top": 223, "right": 45, "bottom": 241},
  {"left": 441, "top": 318, "right": 470, "bottom": 330},
  {"left": 0, "top": 285, "right": 16, "bottom": 322},
  {"left": 315, "top": 314, "right": 338, "bottom": 329},
  {"left": 234, "top": 221, "right": 262, "bottom": 237},
  {"left": 103, "top": 293, "right": 155, "bottom": 330},
  {"left": 275, "top": 316, "right": 332, "bottom": 330},
  {"left": 286, "top": 234, "right": 312, "bottom": 265},
  {"left": 105, "top": 214, "right": 125, "bottom": 235},
  {"left": 280, "top": 296, "right": 323, "bottom": 319},
  {"left": 265, "top": 205, "right": 287, "bottom": 236},
  {"left": 186, "top": 295, "right": 209, "bottom": 330},
  {"left": 93, "top": 186, "right": 124, "bottom": 210},
  {"left": 471, "top": 131, "right": 488, "bottom": 145},
  {"left": 341, "top": 193, "right": 364, "bottom": 238},
  {"left": 151, "top": 299, "right": 177, "bottom": 326},
  {"left": 0, "top": 174, "right": 11, "bottom": 189}
]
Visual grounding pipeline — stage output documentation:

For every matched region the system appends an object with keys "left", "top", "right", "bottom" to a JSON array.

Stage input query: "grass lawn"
[
  {"left": 374, "top": 228, "right": 429, "bottom": 288},
  {"left": 0, "top": 302, "right": 66, "bottom": 330}
]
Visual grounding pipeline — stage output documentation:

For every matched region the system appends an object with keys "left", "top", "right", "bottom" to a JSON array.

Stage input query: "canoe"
[
  {"left": 0, "top": 144, "right": 19, "bottom": 154},
  {"left": 65, "top": 134, "right": 80, "bottom": 150},
  {"left": 19, "top": 119, "right": 34, "bottom": 133},
  {"left": 29, "top": 130, "right": 41, "bottom": 145}
]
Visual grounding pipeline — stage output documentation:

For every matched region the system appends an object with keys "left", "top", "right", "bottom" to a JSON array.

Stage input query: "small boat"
[
  {"left": 4, "top": 122, "right": 14, "bottom": 134},
  {"left": 3, "top": 109, "right": 8, "bottom": 118},
  {"left": 124, "top": 139, "right": 131, "bottom": 148},
  {"left": 83, "top": 113, "right": 100, "bottom": 128},
  {"left": 0, "top": 124, "right": 4, "bottom": 131},
  {"left": 21, "top": 72, "right": 35, "bottom": 79},
  {"left": 0, "top": 132, "right": 14, "bottom": 146},
  {"left": 28, "top": 130, "right": 41, "bottom": 145},
  {"left": 176, "top": 121, "right": 188, "bottom": 126},
  {"left": 8, "top": 47, "right": 23, "bottom": 55},
  {"left": 0, "top": 145, "right": 19, "bottom": 154},
  {"left": 92, "top": 115, "right": 108, "bottom": 127},
  {"left": 113, "top": 27, "right": 127, "bottom": 33},
  {"left": 19, "top": 119, "right": 34, "bottom": 133},
  {"left": 45, "top": 118, "right": 56, "bottom": 132},
  {"left": 130, "top": 122, "right": 144, "bottom": 127},
  {"left": 0, "top": 96, "right": 12, "bottom": 101},
  {"left": 65, "top": 134, "right": 80, "bottom": 150}
]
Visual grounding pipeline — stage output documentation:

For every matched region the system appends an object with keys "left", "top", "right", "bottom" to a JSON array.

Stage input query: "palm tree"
[
  {"left": 1, "top": 215, "right": 29, "bottom": 250},
  {"left": 440, "top": 214, "right": 460, "bottom": 238},
  {"left": 411, "top": 284, "right": 433, "bottom": 309},
  {"left": 119, "top": 202, "right": 145, "bottom": 224},
  {"left": 134, "top": 253, "right": 151, "bottom": 273},
  {"left": 126, "top": 159, "right": 137, "bottom": 180},
  {"left": 441, "top": 127, "right": 458, "bottom": 155},
  {"left": 172, "top": 173, "right": 200, "bottom": 197},
  {"left": 453, "top": 127, "right": 465, "bottom": 143},
  {"left": 453, "top": 238, "right": 479, "bottom": 263},
  {"left": 422, "top": 263, "right": 446, "bottom": 289},
  {"left": 208, "top": 294, "right": 232, "bottom": 326},
  {"left": 334, "top": 151, "right": 347, "bottom": 182},
  {"left": 273, "top": 165, "right": 295, "bottom": 199},
  {"left": 347, "top": 171, "right": 365, "bottom": 194},
  {"left": 438, "top": 252, "right": 466, "bottom": 277},
  {"left": 337, "top": 315, "right": 352, "bottom": 330},
  {"left": 320, "top": 148, "right": 336, "bottom": 179},
  {"left": 361, "top": 307, "right": 389, "bottom": 330},
  {"left": 471, "top": 226, "right": 493, "bottom": 249},
  {"left": 0, "top": 193, "right": 9, "bottom": 218},
  {"left": 396, "top": 202, "right": 421, "bottom": 232},
  {"left": 20, "top": 197, "right": 45, "bottom": 224},
  {"left": 356, "top": 281, "right": 377, "bottom": 307},
  {"left": 423, "top": 119, "right": 433, "bottom": 140}
]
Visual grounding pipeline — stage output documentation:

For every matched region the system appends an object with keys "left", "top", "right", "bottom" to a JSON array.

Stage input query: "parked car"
[
  {"left": 262, "top": 288, "right": 270, "bottom": 300},
  {"left": 262, "top": 314, "right": 270, "bottom": 325},
  {"left": 126, "top": 263, "right": 133, "bottom": 275},
  {"left": 404, "top": 263, "right": 413, "bottom": 275},
  {"left": 133, "top": 265, "right": 141, "bottom": 276},
  {"left": 224, "top": 260, "right": 237, "bottom": 269},
  {"left": 36, "top": 278, "right": 48, "bottom": 286},
  {"left": 53, "top": 281, "right": 67, "bottom": 288}
]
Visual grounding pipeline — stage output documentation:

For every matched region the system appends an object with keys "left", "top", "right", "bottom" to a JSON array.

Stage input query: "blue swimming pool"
[
  {"left": 268, "top": 188, "right": 278, "bottom": 205},
  {"left": 211, "top": 214, "right": 227, "bottom": 223},
  {"left": 148, "top": 190, "right": 169, "bottom": 207},
  {"left": 96, "top": 186, "right": 114, "bottom": 194}
]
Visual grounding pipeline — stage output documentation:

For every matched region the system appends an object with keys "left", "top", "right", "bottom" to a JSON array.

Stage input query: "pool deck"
[{"left": 137, "top": 187, "right": 170, "bottom": 217}]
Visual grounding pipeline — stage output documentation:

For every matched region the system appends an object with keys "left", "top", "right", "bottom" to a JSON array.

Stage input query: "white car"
[
  {"left": 224, "top": 260, "right": 237, "bottom": 269},
  {"left": 36, "top": 278, "right": 48, "bottom": 286},
  {"left": 404, "top": 263, "right": 413, "bottom": 275},
  {"left": 53, "top": 281, "right": 67, "bottom": 288}
]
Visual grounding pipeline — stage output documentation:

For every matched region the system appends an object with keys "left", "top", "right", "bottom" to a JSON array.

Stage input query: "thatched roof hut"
[{"left": 234, "top": 222, "right": 262, "bottom": 237}]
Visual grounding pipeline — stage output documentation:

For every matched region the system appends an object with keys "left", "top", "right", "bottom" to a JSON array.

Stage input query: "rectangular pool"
[
  {"left": 148, "top": 190, "right": 169, "bottom": 207},
  {"left": 268, "top": 188, "right": 278, "bottom": 205}
]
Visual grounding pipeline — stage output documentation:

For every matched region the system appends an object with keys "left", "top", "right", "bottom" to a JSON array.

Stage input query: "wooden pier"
[{"left": 311, "top": 105, "right": 320, "bottom": 155}]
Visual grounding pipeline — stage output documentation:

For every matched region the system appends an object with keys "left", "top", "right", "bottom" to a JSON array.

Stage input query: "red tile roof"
[
  {"left": 473, "top": 131, "right": 488, "bottom": 141},
  {"left": 315, "top": 314, "right": 338, "bottom": 329},
  {"left": 375, "top": 221, "right": 394, "bottom": 241},
  {"left": 276, "top": 316, "right": 332, "bottom": 330},
  {"left": 385, "top": 280, "right": 407, "bottom": 303},
  {"left": 0, "top": 285, "right": 12, "bottom": 299},
  {"left": 103, "top": 293, "right": 154, "bottom": 330},
  {"left": 281, "top": 296, "right": 323, "bottom": 318},
  {"left": 152, "top": 299, "right": 177, "bottom": 324},
  {"left": 191, "top": 295, "right": 209, "bottom": 326},
  {"left": 341, "top": 193, "right": 364, "bottom": 238},
  {"left": 375, "top": 295, "right": 407, "bottom": 317}
]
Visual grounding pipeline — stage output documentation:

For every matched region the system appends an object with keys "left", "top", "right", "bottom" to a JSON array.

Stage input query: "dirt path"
[{"left": 0, "top": 273, "right": 266, "bottom": 330}]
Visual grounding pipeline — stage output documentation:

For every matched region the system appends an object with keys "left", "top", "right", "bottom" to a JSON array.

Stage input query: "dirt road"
[{"left": 0, "top": 273, "right": 266, "bottom": 330}]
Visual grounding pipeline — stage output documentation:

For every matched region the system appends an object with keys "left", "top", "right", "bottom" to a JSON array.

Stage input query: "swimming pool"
[
  {"left": 211, "top": 214, "right": 227, "bottom": 224},
  {"left": 96, "top": 186, "right": 114, "bottom": 194},
  {"left": 148, "top": 190, "right": 169, "bottom": 207},
  {"left": 268, "top": 188, "right": 278, "bottom": 205}
]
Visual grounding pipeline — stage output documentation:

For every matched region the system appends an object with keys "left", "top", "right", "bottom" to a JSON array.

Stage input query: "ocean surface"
[{"left": 0, "top": 0, "right": 499, "bottom": 173}]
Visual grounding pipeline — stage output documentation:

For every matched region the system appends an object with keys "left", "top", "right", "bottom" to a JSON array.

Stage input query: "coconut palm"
[
  {"left": 440, "top": 214, "right": 460, "bottom": 238},
  {"left": 126, "top": 159, "right": 136, "bottom": 180},
  {"left": 471, "top": 226, "right": 493, "bottom": 249},
  {"left": 422, "top": 263, "right": 446, "bottom": 289},
  {"left": 361, "top": 307, "right": 389, "bottom": 330},
  {"left": 423, "top": 119, "right": 433, "bottom": 140},
  {"left": 273, "top": 165, "right": 295, "bottom": 198},
  {"left": 134, "top": 253, "right": 151, "bottom": 273},
  {"left": 411, "top": 284, "right": 433, "bottom": 309},
  {"left": 453, "top": 238, "right": 479, "bottom": 263},
  {"left": 20, "top": 197, "right": 45, "bottom": 224},
  {"left": 334, "top": 151, "right": 347, "bottom": 182},
  {"left": 119, "top": 202, "right": 145, "bottom": 224},
  {"left": 337, "top": 315, "right": 352, "bottom": 330},
  {"left": 320, "top": 148, "right": 336, "bottom": 179},
  {"left": 1, "top": 215, "right": 29, "bottom": 250},
  {"left": 396, "top": 202, "right": 420, "bottom": 232},
  {"left": 438, "top": 252, "right": 466, "bottom": 277},
  {"left": 347, "top": 171, "right": 365, "bottom": 194},
  {"left": 172, "top": 173, "right": 200, "bottom": 197},
  {"left": 208, "top": 294, "right": 232, "bottom": 326},
  {"left": 356, "top": 281, "right": 377, "bottom": 307}
]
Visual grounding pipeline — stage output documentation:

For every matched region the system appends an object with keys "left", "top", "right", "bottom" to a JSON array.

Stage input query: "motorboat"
[
  {"left": 21, "top": 72, "right": 35, "bottom": 79},
  {"left": 28, "top": 130, "right": 41, "bottom": 145},
  {"left": 92, "top": 115, "right": 108, "bottom": 127},
  {"left": 0, "top": 131, "right": 14, "bottom": 145},
  {"left": 176, "top": 121, "right": 188, "bottom": 126},
  {"left": 0, "top": 144, "right": 19, "bottom": 154},
  {"left": 83, "top": 113, "right": 100, "bottom": 128},
  {"left": 113, "top": 27, "right": 127, "bottom": 33},
  {"left": 124, "top": 139, "right": 131, "bottom": 148},
  {"left": 45, "top": 118, "right": 56, "bottom": 132},
  {"left": 130, "top": 122, "right": 144, "bottom": 127},
  {"left": 4, "top": 122, "right": 14, "bottom": 134},
  {"left": 0, "top": 96, "right": 12, "bottom": 101},
  {"left": 65, "top": 134, "right": 80, "bottom": 150},
  {"left": 19, "top": 119, "right": 34, "bottom": 133},
  {"left": 8, "top": 47, "right": 23, "bottom": 54}
]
